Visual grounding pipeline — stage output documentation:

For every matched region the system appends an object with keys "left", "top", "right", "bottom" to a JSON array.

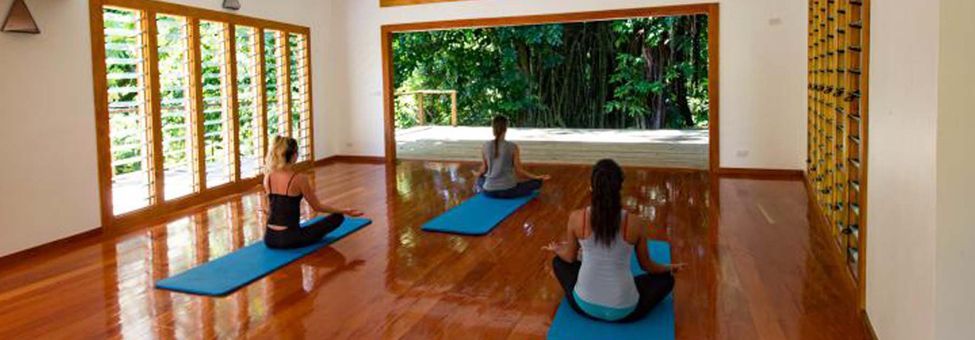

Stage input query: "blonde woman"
[{"left": 263, "top": 136, "right": 363, "bottom": 249}]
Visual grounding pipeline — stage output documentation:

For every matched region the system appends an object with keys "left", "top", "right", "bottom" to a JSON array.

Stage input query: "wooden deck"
[
  {"left": 396, "top": 126, "right": 709, "bottom": 169},
  {"left": 0, "top": 160, "right": 869, "bottom": 339}
]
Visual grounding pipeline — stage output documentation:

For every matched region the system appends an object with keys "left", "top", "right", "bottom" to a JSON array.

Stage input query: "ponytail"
[
  {"left": 590, "top": 159, "right": 624, "bottom": 247},
  {"left": 265, "top": 136, "right": 299, "bottom": 173},
  {"left": 491, "top": 115, "right": 509, "bottom": 159}
]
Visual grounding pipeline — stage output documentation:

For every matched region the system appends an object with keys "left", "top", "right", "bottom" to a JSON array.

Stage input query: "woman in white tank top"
[{"left": 544, "top": 159, "right": 683, "bottom": 322}]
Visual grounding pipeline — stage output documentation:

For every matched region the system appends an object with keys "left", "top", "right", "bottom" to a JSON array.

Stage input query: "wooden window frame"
[
  {"left": 89, "top": 0, "right": 314, "bottom": 229},
  {"left": 380, "top": 4, "right": 720, "bottom": 172}
]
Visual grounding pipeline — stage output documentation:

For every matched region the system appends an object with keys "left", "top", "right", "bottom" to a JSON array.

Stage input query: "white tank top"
[{"left": 573, "top": 211, "right": 639, "bottom": 311}]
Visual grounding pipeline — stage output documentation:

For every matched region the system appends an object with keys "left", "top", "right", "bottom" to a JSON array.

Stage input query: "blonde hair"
[{"left": 265, "top": 136, "right": 298, "bottom": 173}]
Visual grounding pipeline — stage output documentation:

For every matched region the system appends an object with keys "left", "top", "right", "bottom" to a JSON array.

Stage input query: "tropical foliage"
[{"left": 393, "top": 15, "right": 710, "bottom": 130}]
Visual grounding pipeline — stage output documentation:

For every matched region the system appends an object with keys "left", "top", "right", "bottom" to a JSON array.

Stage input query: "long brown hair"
[
  {"left": 590, "top": 159, "right": 624, "bottom": 247},
  {"left": 491, "top": 115, "right": 509, "bottom": 159}
]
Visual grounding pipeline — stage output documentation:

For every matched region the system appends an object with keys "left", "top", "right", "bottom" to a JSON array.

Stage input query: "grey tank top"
[
  {"left": 574, "top": 211, "right": 639, "bottom": 310},
  {"left": 482, "top": 140, "right": 517, "bottom": 191}
]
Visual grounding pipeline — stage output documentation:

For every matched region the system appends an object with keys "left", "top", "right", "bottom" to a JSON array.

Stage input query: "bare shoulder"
[
  {"left": 569, "top": 208, "right": 585, "bottom": 221},
  {"left": 568, "top": 208, "right": 586, "bottom": 233}
]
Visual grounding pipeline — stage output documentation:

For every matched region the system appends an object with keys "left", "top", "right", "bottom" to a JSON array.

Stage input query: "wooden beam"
[
  {"left": 450, "top": 90, "right": 458, "bottom": 127},
  {"left": 707, "top": 4, "right": 720, "bottom": 173},
  {"left": 303, "top": 32, "right": 315, "bottom": 161},
  {"left": 281, "top": 31, "right": 293, "bottom": 139},
  {"left": 101, "top": 0, "right": 309, "bottom": 34},
  {"left": 396, "top": 90, "right": 457, "bottom": 95},
  {"left": 718, "top": 168, "right": 804, "bottom": 179},
  {"left": 383, "top": 4, "right": 715, "bottom": 32},
  {"left": 380, "top": 0, "right": 470, "bottom": 8},
  {"left": 227, "top": 23, "right": 242, "bottom": 182},
  {"left": 256, "top": 28, "right": 269, "bottom": 163},
  {"left": 145, "top": 10, "right": 165, "bottom": 204},
  {"left": 857, "top": 0, "right": 872, "bottom": 311},
  {"left": 189, "top": 17, "right": 207, "bottom": 191},
  {"left": 88, "top": 0, "right": 114, "bottom": 226},
  {"left": 381, "top": 29, "right": 397, "bottom": 163},
  {"left": 417, "top": 93, "right": 425, "bottom": 125}
]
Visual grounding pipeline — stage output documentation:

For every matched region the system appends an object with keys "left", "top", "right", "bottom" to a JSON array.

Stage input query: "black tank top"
[{"left": 267, "top": 173, "right": 302, "bottom": 229}]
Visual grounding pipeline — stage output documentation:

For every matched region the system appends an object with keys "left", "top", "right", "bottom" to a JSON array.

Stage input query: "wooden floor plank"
[{"left": 0, "top": 160, "right": 869, "bottom": 339}]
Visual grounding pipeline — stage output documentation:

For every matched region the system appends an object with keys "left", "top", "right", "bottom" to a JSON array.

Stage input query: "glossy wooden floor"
[{"left": 0, "top": 160, "right": 870, "bottom": 339}]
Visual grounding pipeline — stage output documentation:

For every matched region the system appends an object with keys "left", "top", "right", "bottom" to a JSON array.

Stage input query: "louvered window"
[
  {"left": 288, "top": 33, "right": 312, "bottom": 161},
  {"left": 199, "top": 20, "right": 233, "bottom": 188},
  {"left": 263, "top": 30, "right": 287, "bottom": 139},
  {"left": 92, "top": 0, "right": 314, "bottom": 224},
  {"left": 103, "top": 7, "right": 154, "bottom": 215},
  {"left": 156, "top": 14, "right": 196, "bottom": 200},
  {"left": 235, "top": 26, "right": 262, "bottom": 179}
]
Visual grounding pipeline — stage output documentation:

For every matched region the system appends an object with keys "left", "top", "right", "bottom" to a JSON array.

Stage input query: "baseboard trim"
[
  {"left": 315, "top": 155, "right": 387, "bottom": 166},
  {"left": 862, "top": 310, "right": 879, "bottom": 340},
  {"left": 0, "top": 228, "right": 103, "bottom": 269},
  {"left": 717, "top": 168, "right": 804, "bottom": 179}
]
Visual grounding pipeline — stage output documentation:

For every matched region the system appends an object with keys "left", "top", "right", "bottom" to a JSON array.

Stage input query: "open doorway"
[{"left": 382, "top": 4, "right": 719, "bottom": 170}]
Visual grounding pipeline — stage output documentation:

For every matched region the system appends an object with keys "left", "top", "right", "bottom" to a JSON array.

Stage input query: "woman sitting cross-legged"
[
  {"left": 474, "top": 115, "right": 550, "bottom": 199},
  {"left": 545, "top": 159, "right": 684, "bottom": 322},
  {"left": 263, "top": 136, "right": 363, "bottom": 249}
]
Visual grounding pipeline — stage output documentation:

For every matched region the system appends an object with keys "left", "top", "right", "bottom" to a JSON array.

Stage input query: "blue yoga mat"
[
  {"left": 155, "top": 216, "right": 372, "bottom": 296},
  {"left": 547, "top": 241, "right": 675, "bottom": 340},
  {"left": 421, "top": 192, "right": 538, "bottom": 235}
]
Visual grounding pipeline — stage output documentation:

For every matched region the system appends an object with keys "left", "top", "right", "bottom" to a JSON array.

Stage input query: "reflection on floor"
[
  {"left": 0, "top": 160, "right": 869, "bottom": 339},
  {"left": 397, "top": 126, "right": 709, "bottom": 169}
]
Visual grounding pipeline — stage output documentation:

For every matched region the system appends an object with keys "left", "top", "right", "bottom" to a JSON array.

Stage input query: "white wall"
[
  {"left": 935, "top": 0, "right": 975, "bottom": 339},
  {"left": 0, "top": 0, "right": 339, "bottom": 257},
  {"left": 0, "top": 0, "right": 99, "bottom": 258},
  {"left": 865, "top": 1, "right": 940, "bottom": 339},
  {"left": 332, "top": 0, "right": 809, "bottom": 170}
]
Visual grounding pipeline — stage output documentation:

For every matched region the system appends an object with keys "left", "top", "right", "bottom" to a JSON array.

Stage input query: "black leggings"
[
  {"left": 477, "top": 177, "right": 543, "bottom": 199},
  {"left": 552, "top": 257, "right": 674, "bottom": 323},
  {"left": 264, "top": 214, "right": 345, "bottom": 249}
]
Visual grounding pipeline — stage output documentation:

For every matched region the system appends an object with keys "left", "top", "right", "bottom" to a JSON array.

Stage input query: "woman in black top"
[{"left": 263, "top": 136, "right": 363, "bottom": 249}]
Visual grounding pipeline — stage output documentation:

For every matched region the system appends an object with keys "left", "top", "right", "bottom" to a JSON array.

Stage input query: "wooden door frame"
[{"left": 381, "top": 3, "right": 720, "bottom": 171}]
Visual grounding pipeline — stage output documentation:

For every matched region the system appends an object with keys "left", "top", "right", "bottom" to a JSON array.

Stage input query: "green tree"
[{"left": 393, "top": 15, "right": 710, "bottom": 130}]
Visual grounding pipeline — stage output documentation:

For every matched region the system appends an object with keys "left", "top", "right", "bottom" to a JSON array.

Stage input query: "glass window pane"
[
  {"left": 264, "top": 30, "right": 286, "bottom": 139},
  {"left": 235, "top": 26, "right": 262, "bottom": 179},
  {"left": 157, "top": 14, "right": 196, "bottom": 200},
  {"left": 199, "top": 20, "right": 232, "bottom": 188},
  {"left": 104, "top": 7, "right": 153, "bottom": 215},
  {"left": 288, "top": 33, "right": 311, "bottom": 162}
]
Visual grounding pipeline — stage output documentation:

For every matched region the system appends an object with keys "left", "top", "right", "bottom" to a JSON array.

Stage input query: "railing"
[{"left": 395, "top": 89, "right": 458, "bottom": 126}]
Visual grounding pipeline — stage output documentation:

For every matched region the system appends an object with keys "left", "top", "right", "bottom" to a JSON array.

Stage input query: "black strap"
[{"left": 285, "top": 173, "right": 298, "bottom": 194}]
